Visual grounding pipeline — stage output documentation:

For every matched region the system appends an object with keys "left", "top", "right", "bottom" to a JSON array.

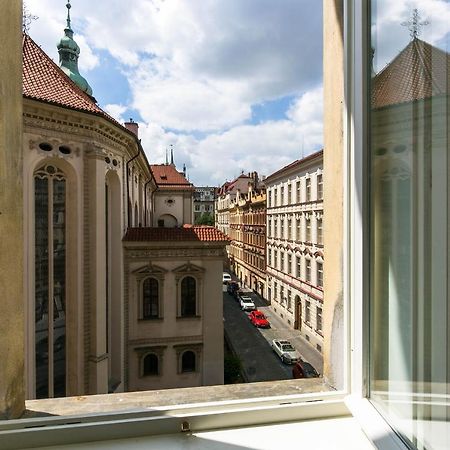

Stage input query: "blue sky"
[
  {"left": 25, "top": 0, "right": 449, "bottom": 185},
  {"left": 26, "top": 0, "right": 324, "bottom": 186}
]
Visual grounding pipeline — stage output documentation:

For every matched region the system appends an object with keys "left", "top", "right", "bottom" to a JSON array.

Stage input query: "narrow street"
[{"left": 223, "top": 282, "right": 323, "bottom": 383}]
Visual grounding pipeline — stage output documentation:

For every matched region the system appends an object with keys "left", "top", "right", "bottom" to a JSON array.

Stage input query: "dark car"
[
  {"left": 292, "top": 360, "right": 320, "bottom": 378},
  {"left": 227, "top": 281, "right": 240, "bottom": 298}
]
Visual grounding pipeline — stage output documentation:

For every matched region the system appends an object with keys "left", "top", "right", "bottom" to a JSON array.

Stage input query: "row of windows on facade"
[
  {"left": 229, "top": 210, "right": 266, "bottom": 226},
  {"left": 268, "top": 250, "right": 323, "bottom": 288},
  {"left": 267, "top": 174, "right": 323, "bottom": 208},
  {"left": 267, "top": 215, "right": 323, "bottom": 244},
  {"left": 269, "top": 284, "right": 323, "bottom": 333},
  {"left": 140, "top": 349, "right": 198, "bottom": 377},
  {"left": 194, "top": 204, "right": 213, "bottom": 212},
  {"left": 228, "top": 230, "right": 265, "bottom": 248},
  {"left": 230, "top": 248, "right": 265, "bottom": 272},
  {"left": 141, "top": 276, "right": 197, "bottom": 319}
]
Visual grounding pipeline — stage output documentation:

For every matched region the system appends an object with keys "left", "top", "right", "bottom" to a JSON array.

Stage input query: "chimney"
[{"left": 124, "top": 118, "right": 139, "bottom": 137}]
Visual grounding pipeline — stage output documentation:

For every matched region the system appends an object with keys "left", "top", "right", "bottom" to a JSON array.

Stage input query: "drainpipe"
[
  {"left": 126, "top": 140, "right": 141, "bottom": 228},
  {"left": 144, "top": 179, "right": 152, "bottom": 226}
]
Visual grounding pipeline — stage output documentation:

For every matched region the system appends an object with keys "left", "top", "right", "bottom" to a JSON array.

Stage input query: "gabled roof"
[
  {"left": 150, "top": 164, "right": 193, "bottom": 189},
  {"left": 264, "top": 150, "right": 323, "bottom": 183},
  {"left": 123, "top": 225, "right": 229, "bottom": 243},
  {"left": 217, "top": 174, "right": 253, "bottom": 196},
  {"left": 22, "top": 33, "right": 118, "bottom": 125},
  {"left": 372, "top": 38, "right": 450, "bottom": 109}
]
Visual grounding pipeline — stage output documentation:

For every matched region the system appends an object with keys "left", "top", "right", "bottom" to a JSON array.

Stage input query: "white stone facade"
[{"left": 265, "top": 151, "right": 324, "bottom": 354}]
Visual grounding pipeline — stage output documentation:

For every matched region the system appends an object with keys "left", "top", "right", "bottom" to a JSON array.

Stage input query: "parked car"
[
  {"left": 292, "top": 360, "right": 320, "bottom": 378},
  {"left": 227, "top": 281, "right": 240, "bottom": 298},
  {"left": 271, "top": 339, "right": 301, "bottom": 364},
  {"left": 239, "top": 296, "right": 256, "bottom": 311},
  {"left": 249, "top": 310, "right": 270, "bottom": 328},
  {"left": 222, "top": 272, "right": 232, "bottom": 283}
]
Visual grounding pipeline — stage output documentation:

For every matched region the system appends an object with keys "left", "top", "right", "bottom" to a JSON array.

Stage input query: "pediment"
[
  {"left": 172, "top": 262, "right": 205, "bottom": 274},
  {"left": 132, "top": 263, "right": 168, "bottom": 276}
]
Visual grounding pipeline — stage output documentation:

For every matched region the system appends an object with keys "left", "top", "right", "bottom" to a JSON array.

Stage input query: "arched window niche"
[
  {"left": 132, "top": 264, "right": 167, "bottom": 320},
  {"left": 174, "top": 263, "right": 205, "bottom": 319},
  {"left": 143, "top": 353, "right": 159, "bottom": 376},
  {"left": 33, "top": 162, "right": 79, "bottom": 399},
  {"left": 142, "top": 277, "right": 159, "bottom": 319},
  {"left": 174, "top": 344, "right": 202, "bottom": 374},
  {"left": 135, "top": 346, "right": 166, "bottom": 378}
]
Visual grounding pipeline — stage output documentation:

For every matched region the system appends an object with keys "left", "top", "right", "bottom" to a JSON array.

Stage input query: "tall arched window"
[
  {"left": 143, "top": 353, "right": 159, "bottom": 376},
  {"left": 34, "top": 164, "right": 67, "bottom": 399},
  {"left": 181, "top": 276, "right": 196, "bottom": 317},
  {"left": 181, "top": 351, "right": 196, "bottom": 373},
  {"left": 142, "top": 278, "right": 159, "bottom": 319}
]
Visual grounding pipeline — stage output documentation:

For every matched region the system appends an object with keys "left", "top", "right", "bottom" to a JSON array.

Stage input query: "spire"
[
  {"left": 66, "top": 0, "right": 72, "bottom": 30},
  {"left": 401, "top": 9, "right": 429, "bottom": 40},
  {"left": 57, "top": 0, "right": 93, "bottom": 96},
  {"left": 170, "top": 145, "right": 174, "bottom": 166}
]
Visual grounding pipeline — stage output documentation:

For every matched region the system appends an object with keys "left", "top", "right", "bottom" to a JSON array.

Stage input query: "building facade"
[
  {"left": 215, "top": 173, "right": 255, "bottom": 237},
  {"left": 151, "top": 163, "right": 194, "bottom": 227},
  {"left": 22, "top": 8, "right": 225, "bottom": 400},
  {"left": 193, "top": 187, "right": 215, "bottom": 223},
  {"left": 228, "top": 183, "right": 266, "bottom": 297},
  {"left": 123, "top": 226, "right": 228, "bottom": 391},
  {"left": 265, "top": 151, "right": 324, "bottom": 354}
]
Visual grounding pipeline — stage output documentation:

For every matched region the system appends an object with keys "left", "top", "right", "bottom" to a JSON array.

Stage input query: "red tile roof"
[
  {"left": 372, "top": 38, "right": 450, "bottom": 109},
  {"left": 123, "top": 226, "right": 230, "bottom": 243},
  {"left": 22, "top": 33, "right": 119, "bottom": 126},
  {"left": 150, "top": 164, "right": 193, "bottom": 188}
]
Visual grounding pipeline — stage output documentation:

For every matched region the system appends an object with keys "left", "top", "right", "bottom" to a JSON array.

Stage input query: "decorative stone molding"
[
  {"left": 129, "top": 335, "right": 203, "bottom": 346},
  {"left": 126, "top": 248, "right": 225, "bottom": 259}
]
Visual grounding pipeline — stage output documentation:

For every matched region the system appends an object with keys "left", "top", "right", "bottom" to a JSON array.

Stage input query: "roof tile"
[
  {"left": 22, "top": 33, "right": 118, "bottom": 125},
  {"left": 372, "top": 39, "right": 449, "bottom": 109},
  {"left": 123, "top": 226, "right": 230, "bottom": 243},
  {"left": 150, "top": 164, "right": 193, "bottom": 187}
]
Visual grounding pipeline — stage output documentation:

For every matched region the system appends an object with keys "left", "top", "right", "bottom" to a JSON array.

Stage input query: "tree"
[{"left": 195, "top": 212, "right": 214, "bottom": 226}]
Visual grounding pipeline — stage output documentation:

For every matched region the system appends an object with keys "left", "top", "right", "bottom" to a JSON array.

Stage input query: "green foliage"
[
  {"left": 195, "top": 212, "right": 215, "bottom": 226},
  {"left": 224, "top": 353, "right": 242, "bottom": 384}
]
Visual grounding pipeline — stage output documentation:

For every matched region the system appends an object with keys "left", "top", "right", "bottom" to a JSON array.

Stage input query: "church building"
[{"left": 23, "top": 3, "right": 226, "bottom": 399}]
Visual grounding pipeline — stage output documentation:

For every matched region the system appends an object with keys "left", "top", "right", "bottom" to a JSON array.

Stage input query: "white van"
[{"left": 222, "top": 272, "right": 232, "bottom": 283}]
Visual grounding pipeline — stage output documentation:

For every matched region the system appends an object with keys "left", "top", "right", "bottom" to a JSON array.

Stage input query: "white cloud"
[
  {"left": 25, "top": 0, "right": 324, "bottom": 185},
  {"left": 103, "top": 104, "right": 127, "bottom": 123},
  {"left": 372, "top": 0, "right": 450, "bottom": 71},
  {"left": 139, "top": 86, "right": 323, "bottom": 186}
]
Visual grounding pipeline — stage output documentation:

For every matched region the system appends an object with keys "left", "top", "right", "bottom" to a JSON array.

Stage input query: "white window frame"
[{"left": 0, "top": 3, "right": 411, "bottom": 449}]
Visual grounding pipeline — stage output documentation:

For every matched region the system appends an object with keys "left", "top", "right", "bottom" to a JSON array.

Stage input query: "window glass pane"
[
  {"left": 369, "top": 2, "right": 449, "bottom": 449},
  {"left": 53, "top": 178, "right": 66, "bottom": 398},
  {"left": 181, "top": 276, "right": 196, "bottom": 316},
  {"left": 143, "top": 278, "right": 159, "bottom": 319},
  {"left": 35, "top": 176, "right": 49, "bottom": 399}
]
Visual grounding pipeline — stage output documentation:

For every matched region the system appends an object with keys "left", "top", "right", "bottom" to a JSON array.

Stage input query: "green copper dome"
[{"left": 57, "top": 1, "right": 93, "bottom": 96}]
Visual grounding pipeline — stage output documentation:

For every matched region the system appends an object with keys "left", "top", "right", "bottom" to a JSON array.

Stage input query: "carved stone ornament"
[{"left": 126, "top": 248, "right": 225, "bottom": 259}]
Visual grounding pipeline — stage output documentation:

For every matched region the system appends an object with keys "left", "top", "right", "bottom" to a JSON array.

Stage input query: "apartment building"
[
  {"left": 265, "top": 151, "right": 324, "bottom": 353},
  {"left": 228, "top": 181, "right": 266, "bottom": 297},
  {"left": 193, "top": 186, "right": 215, "bottom": 223},
  {"left": 215, "top": 173, "right": 256, "bottom": 237}
]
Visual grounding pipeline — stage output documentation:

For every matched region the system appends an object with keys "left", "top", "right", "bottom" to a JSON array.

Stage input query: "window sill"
[
  {"left": 176, "top": 315, "right": 201, "bottom": 320},
  {"left": 5, "top": 386, "right": 401, "bottom": 450}
]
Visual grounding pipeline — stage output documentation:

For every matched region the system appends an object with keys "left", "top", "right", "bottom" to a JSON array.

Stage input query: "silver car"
[
  {"left": 271, "top": 339, "right": 301, "bottom": 364},
  {"left": 239, "top": 295, "right": 256, "bottom": 311}
]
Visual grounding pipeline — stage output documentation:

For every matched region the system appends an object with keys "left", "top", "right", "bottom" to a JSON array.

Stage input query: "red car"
[
  {"left": 249, "top": 310, "right": 270, "bottom": 328},
  {"left": 292, "top": 360, "right": 320, "bottom": 379}
]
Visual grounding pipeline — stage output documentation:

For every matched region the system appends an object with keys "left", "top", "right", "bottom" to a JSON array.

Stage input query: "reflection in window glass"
[
  {"left": 181, "top": 276, "right": 196, "bottom": 316},
  {"left": 369, "top": 3, "right": 449, "bottom": 449},
  {"left": 34, "top": 166, "right": 66, "bottom": 399}
]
